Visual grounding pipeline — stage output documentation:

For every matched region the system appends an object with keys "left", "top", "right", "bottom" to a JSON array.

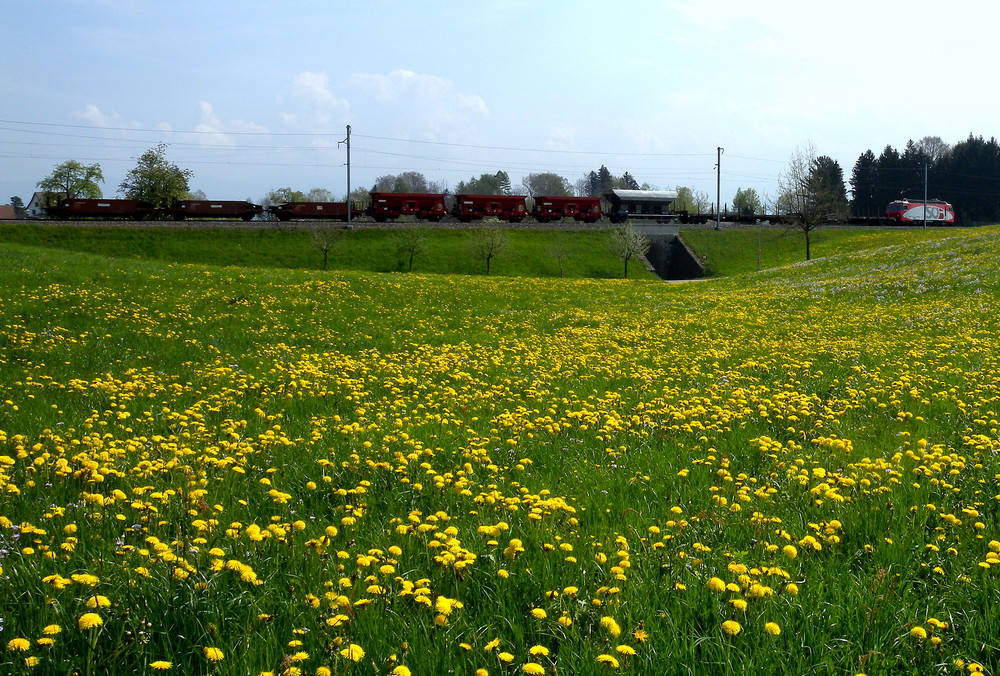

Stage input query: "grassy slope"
[
  {"left": 0, "top": 221, "right": 969, "bottom": 279},
  {"left": 0, "top": 224, "right": 655, "bottom": 279}
]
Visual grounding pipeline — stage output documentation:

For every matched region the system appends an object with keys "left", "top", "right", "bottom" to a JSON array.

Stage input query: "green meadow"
[
  {"left": 0, "top": 221, "right": 959, "bottom": 278},
  {"left": 0, "top": 223, "right": 997, "bottom": 675}
]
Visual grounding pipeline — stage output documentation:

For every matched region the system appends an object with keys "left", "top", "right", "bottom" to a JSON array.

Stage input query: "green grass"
[
  {"left": 1, "top": 226, "right": 999, "bottom": 674},
  {"left": 679, "top": 224, "right": 965, "bottom": 276},
  {"left": 0, "top": 221, "right": 970, "bottom": 280},
  {"left": 0, "top": 223, "right": 657, "bottom": 279}
]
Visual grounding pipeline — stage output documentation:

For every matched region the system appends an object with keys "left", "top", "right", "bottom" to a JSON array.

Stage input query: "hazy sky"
[{"left": 1, "top": 0, "right": 991, "bottom": 207}]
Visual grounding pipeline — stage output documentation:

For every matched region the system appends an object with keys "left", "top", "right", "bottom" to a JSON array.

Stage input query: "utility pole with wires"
[
  {"left": 339, "top": 125, "right": 352, "bottom": 228},
  {"left": 715, "top": 146, "right": 724, "bottom": 230},
  {"left": 923, "top": 161, "right": 928, "bottom": 229}
]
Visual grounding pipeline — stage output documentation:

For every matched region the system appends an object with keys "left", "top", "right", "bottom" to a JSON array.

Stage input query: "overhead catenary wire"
[{"left": 0, "top": 117, "right": 787, "bottom": 193}]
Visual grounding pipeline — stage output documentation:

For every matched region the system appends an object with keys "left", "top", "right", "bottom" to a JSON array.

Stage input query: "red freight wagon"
[
  {"left": 368, "top": 192, "right": 448, "bottom": 222},
  {"left": 453, "top": 194, "right": 528, "bottom": 223},
  {"left": 47, "top": 198, "right": 153, "bottom": 220},
  {"left": 168, "top": 200, "right": 262, "bottom": 221},
  {"left": 532, "top": 195, "right": 603, "bottom": 223},
  {"left": 267, "top": 201, "right": 363, "bottom": 221}
]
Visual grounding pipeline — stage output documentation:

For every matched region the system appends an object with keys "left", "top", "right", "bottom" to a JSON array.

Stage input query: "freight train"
[
  {"left": 42, "top": 188, "right": 678, "bottom": 224},
  {"left": 41, "top": 192, "right": 957, "bottom": 226}
]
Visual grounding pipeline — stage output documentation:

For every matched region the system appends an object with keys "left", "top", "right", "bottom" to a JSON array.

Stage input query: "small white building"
[{"left": 26, "top": 192, "right": 49, "bottom": 218}]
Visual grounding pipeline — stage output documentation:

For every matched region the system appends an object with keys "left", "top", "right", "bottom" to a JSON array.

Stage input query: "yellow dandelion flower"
[
  {"left": 529, "top": 645, "right": 550, "bottom": 656},
  {"left": 24, "top": 656, "right": 40, "bottom": 667},
  {"left": 150, "top": 660, "right": 172, "bottom": 670},
  {"left": 326, "top": 614, "right": 350, "bottom": 627},
  {"left": 783, "top": 545, "right": 798, "bottom": 559},
  {"left": 86, "top": 595, "right": 111, "bottom": 609},
  {"left": 633, "top": 628, "right": 649, "bottom": 642},
  {"left": 42, "top": 624, "right": 62, "bottom": 635},
  {"left": 615, "top": 644, "right": 637, "bottom": 655},
  {"left": 203, "top": 646, "right": 225, "bottom": 661},
  {"left": 596, "top": 654, "right": 620, "bottom": 668},
  {"left": 722, "top": 620, "right": 742, "bottom": 636},
  {"left": 530, "top": 608, "right": 547, "bottom": 620},
  {"left": 599, "top": 616, "right": 622, "bottom": 637},
  {"left": 391, "top": 667, "right": 411, "bottom": 676},
  {"left": 764, "top": 622, "right": 781, "bottom": 636},
  {"left": 7, "top": 638, "right": 31, "bottom": 651},
  {"left": 497, "top": 652, "right": 514, "bottom": 663},
  {"left": 340, "top": 644, "right": 364, "bottom": 662},
  {"left": 77, "top": 613, "right": 103, "bottom": 630},
  {"left": 476, "top": 670, "right": 489, "bottom": 676},
  {"left": 909, "top": 626, "right": 928, "bottom": 640},
  {"left": 484, "top": 638, "right": 501, "bottom": 652}
]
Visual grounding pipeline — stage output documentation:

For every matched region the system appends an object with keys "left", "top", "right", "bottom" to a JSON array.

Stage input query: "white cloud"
[
  {"left": 71, "top": 104, "right": 128, "bottom": 128},
  {"left": 192, "top": 101, "right": 269, "bottom": 147},
  {"left": 279, "top": 71, "right": 351, "bottom": 136},
  {"left": 348, "top": 69, "right": 489, "bottom": 141}
]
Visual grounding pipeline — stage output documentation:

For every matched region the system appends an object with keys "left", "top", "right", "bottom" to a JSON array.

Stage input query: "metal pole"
[
  {"left": 922, "top": 161, "right": 928, "bottom": 229},
  {"left": 757, "top": 221, "right": 761, "bottom": 272},
  {"left": 715, "top": 147, "right": 723, "bottom": 231},
  {"left": 346, "top": 125, "right": 352, "bottom": 229}
]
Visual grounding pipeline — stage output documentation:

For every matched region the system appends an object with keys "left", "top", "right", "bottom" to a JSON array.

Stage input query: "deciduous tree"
[
  {"left": 37, "top": 160, "right": 104, "bottom": 203},
  {"left": 393, "top": 226, "right": 431, "bottom": 272},
  {"left": 311, "top": 224, "right": 343, "bottom": 270},
  {"left": 306, "top": 188, "right": 334, "bottom": 202},
  {"left": 609, "top": 223, "right": 649, "bottom": 279},
  {"left": 777, "top": 143, "right": 848, "bottom": 260},
  {"left": 456, "top": 171, "right": 511, "bottom": 195},
  {"left": 118, "top": 143, "right": 192, "bottom": 208},
  {"left": 467, "top": 227, "right": 510, "bottom": 275},
  {"left": 521, "top": 172, "right": 573, "bottom": 197},
  {"left": 546, "top": 233, "right": 574, "bottom": 278},
  {"left": 732, "top": 188, "right": 762, "bottom": 215}
]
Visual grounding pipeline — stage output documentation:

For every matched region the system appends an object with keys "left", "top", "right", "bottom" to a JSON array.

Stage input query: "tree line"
[{"left": 368, "top": 165, "right": 654, "bottom": 199}]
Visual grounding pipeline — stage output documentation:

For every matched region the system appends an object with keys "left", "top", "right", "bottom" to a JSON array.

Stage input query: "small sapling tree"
[
  {"left": 609, "top": 223, "right": 649, "bottom": 278},
  {"left": 546, "top": 234, "right": 575, "bottom": 278},
  {"left": 467, "top": 227, "right": 510, "bottom": 275},
  {"left": 393, "top": 226, "right": 430, "bottom": 272},
  {"left": 311, "top": 224, "right": 344, "bottom": 270}
]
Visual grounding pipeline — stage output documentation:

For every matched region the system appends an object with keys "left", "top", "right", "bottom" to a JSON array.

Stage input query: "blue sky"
[{"left": 1, "top": 0, "right": 993, "bottom": 208}]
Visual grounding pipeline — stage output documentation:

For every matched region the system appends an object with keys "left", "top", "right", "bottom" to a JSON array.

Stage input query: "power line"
[{"left": 0, "top": 117, "right": 720, "bottom": 158}]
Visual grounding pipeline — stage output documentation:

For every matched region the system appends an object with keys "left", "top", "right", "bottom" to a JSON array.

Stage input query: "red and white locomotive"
[{"left": 885, "top": 199, "right": 955, "bottom": 224}]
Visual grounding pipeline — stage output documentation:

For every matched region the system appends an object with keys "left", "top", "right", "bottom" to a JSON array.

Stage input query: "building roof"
[
  {"left": 605, "top": 189, "right": 679, "bottom": 204},
  {"left": 0, "top": 205, "right": 16, "bottom": 219}
]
